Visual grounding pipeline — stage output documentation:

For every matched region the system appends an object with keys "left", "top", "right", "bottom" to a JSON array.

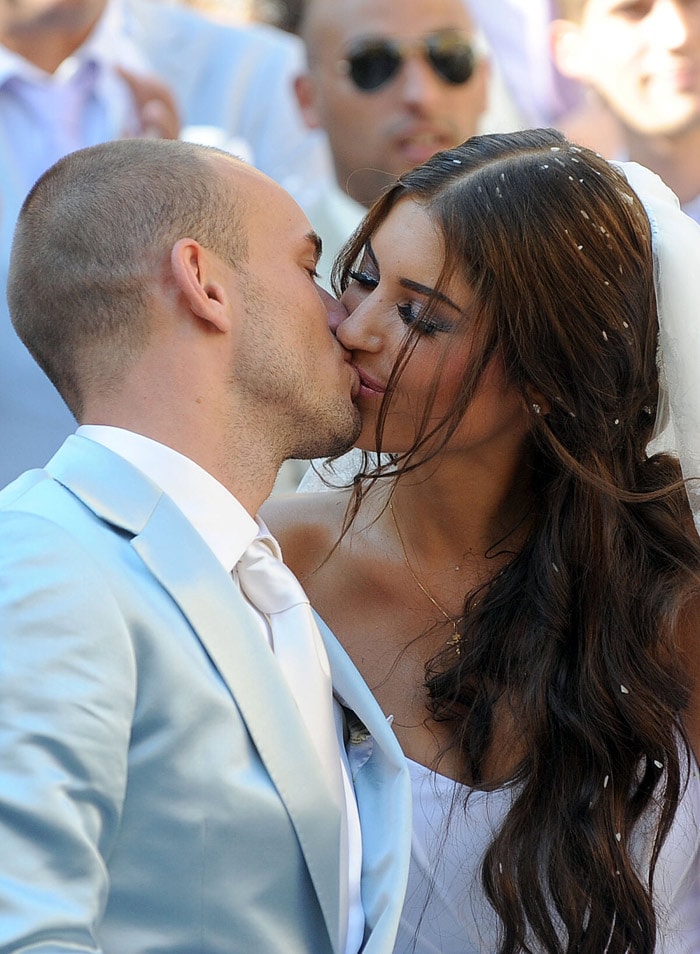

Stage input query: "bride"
[{"left": 263, "top": 128, "right": 700, "bottom": 953}]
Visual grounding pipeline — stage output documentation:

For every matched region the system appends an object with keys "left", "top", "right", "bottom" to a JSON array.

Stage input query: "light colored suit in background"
[
  {"left": 0, "top": 435, "right": 411, "bottom": 953},
  {"left": 124, "top": 0, "right": 334, "bottom": 208},
  {"left": 0, "top": 0, "right": 334, "bottom": 488}
]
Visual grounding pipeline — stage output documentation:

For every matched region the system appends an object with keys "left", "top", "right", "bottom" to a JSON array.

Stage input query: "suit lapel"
[
  {"left": 46, "top": 436, "right": 344, "bottom": 952},
  {"left": 316, "top": 612, "right": 412, "bottom": 950}
]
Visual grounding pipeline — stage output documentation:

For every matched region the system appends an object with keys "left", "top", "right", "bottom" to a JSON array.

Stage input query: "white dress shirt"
[
  {"left": 75, "top": 425, "right": 365, "bottom": 953},
  {"left": 0, "top": 0, "right": 147, "bottom": 188}
]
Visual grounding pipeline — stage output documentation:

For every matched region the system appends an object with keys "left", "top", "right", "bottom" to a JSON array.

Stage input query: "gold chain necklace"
[{"left": 389, "top": 502, "right": 462, "bottom": 653}]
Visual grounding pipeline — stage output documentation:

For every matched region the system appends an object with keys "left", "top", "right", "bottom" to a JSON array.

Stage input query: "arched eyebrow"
[
  {"left": 366, "top": 240, "right": 462, "bottom": 312},
  {"left": 400, "top": 278, "right": 462, "bottom": 312}
]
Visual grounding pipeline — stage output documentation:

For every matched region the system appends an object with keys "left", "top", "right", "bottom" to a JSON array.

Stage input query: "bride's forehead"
[
  {"left": 373, "top": 201, "right": 443, "bottom": 261},
  {"left": 370, "top": 200, "right": 477, "bottom": 299}
]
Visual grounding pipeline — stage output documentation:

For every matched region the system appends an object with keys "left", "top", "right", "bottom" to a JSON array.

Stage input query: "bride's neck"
[{"left": 384, "top": 455, "right": 533, "bottom": 565}]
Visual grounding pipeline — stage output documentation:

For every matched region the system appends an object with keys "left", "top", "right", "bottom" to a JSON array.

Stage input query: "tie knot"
[{"left": 236, "top": 536, "right": 310, "bottom": 615}]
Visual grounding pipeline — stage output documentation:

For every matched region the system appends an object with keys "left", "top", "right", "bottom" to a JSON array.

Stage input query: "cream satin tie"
[{"left": 235, "top": 536, "right": 350, "bottom": 947}]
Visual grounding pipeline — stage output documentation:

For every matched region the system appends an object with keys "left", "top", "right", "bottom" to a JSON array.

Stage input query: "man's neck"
[
  {"left": 2, "top": 35, "right": 74, "bottom": 74},
  {"left": 625, "top": 125, "right": 700, "bottom": 206},
  {"left": 0, "top": 6, "right": 103, "bottom": 74}
]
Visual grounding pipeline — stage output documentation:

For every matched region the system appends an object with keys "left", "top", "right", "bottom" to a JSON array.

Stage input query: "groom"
[{"left": 0, "top": 139, "right": 410, "bottom": 953}]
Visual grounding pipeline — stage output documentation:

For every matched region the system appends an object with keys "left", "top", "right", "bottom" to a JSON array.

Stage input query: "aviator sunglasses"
[{"left": 337, "top": 31, "right": 480, "bottom": 93}]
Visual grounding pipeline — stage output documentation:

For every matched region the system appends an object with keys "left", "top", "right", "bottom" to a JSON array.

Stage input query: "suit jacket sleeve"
[{"left": 0, "top": 509, "right": 136, "bottom": 952}]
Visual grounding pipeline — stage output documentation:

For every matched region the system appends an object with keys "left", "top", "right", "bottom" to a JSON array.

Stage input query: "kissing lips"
[{"left": 354, "top": 366, "right": 386, "bottom": 402}]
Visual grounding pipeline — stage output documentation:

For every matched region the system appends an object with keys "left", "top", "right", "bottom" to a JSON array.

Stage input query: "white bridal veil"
[{"left": 616, "top": 161, "right": 700, "bottom": 532}]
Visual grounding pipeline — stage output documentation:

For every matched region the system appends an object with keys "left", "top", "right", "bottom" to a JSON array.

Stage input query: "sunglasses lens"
[
  {"left": 344, "top": 34, "right": 477, "bottom": 91},
  {"left": 347, "top": 42, "right": 401, "bottom": 91},
  {"left": 427, "top": 36, "right": 476, "bottom": 85}
]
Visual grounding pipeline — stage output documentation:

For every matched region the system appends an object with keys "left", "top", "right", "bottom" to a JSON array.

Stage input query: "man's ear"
[
  {"left": 294, "top": 73, "right": 323, "bottom": 130},
  {"left": 551, "top": 19, "right": 590, "bottom": 82},
  {"left": 170, "top": 238, "right": 231, "bottom": 333}
]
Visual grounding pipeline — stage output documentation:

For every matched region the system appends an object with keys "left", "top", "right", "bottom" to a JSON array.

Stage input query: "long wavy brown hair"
[{"left": 332, "top": 129, "right": 700, "bottom": 953}]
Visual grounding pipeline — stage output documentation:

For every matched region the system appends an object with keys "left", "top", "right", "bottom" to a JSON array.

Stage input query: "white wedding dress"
[{"left": 392, "top": 758, "right": 700, "bottom": 954}]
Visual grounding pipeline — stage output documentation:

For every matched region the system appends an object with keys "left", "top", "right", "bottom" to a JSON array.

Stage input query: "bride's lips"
[{"left": 354, "top": 366, "right": 386, "bottom": 401}]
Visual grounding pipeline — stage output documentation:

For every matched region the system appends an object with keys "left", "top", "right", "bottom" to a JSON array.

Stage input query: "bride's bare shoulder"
[{"left": 261, "top": 490, "right": 352, "bottom": 578}]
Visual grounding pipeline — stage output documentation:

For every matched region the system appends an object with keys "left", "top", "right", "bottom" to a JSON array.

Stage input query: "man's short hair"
[{"left": 8, "top": 138, "right": 247, "bottom": 417}]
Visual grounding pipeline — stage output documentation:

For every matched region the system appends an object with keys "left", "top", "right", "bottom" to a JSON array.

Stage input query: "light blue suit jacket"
[{"left": 0, "top": 436, "right": 411, "bottom": 953}]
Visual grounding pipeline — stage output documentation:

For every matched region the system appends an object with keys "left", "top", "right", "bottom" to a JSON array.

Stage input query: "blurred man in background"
[
  {"left": 552, "top": 0, "right": 700, "bottom": 221},
  {"left": 292, "top": 0, "right": 491, "bottom": 284}
]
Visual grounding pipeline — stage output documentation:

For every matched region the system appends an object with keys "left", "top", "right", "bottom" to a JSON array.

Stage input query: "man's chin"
[{"left": 290, "top": 407, "right": 363, "bottom": 462}]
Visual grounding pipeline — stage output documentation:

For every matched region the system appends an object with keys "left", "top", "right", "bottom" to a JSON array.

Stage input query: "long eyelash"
[
  {"left": 397, "top": 302, "right": 419, "bottom": 323},
  {"left": 397, "top": 303, "right": 446, "bottom": 337},
  {"left": 348, "top": 268, "right": 378, "bottom": 287},
  {"left": 348, "top": 266, "right": 451, "bottom": 337}
]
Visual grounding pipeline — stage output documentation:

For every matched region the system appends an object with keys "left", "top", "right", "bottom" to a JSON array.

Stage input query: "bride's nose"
[{"left": 336, "top": 297, "right": 384, "bottom": 353}]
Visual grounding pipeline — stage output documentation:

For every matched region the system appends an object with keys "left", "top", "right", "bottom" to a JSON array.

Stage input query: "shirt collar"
[
  {"left": 79, "top": 0, "right": 148, "bottom": 73},
  {"left": 77, "top": 425, "right": 262, "bottom": 572},
  {"left": 0, "top": 41, "right": 43, "bottom": 86},
  {"left": 0, "top": 0, "right": 147, "bottom": 88}
]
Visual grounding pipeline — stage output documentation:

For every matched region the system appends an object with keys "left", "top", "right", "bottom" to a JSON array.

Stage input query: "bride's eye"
[
  {"left": 348, "top": 268, "right": 379, "bottom": 289},
  {"left": 397, "top": 302, "right": 453, "bottom": 337}
]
